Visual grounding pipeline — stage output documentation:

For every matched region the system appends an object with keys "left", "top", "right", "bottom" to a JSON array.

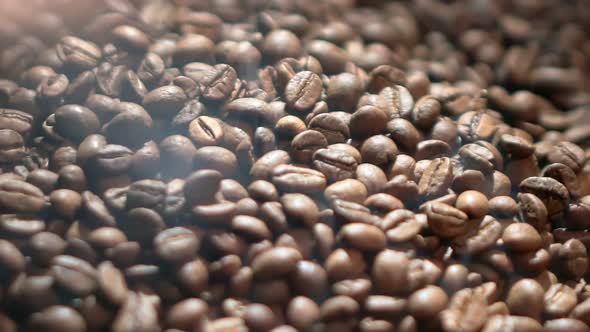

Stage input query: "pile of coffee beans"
[{"left": 1, "top": 0, "right": 590, "bottom": 331}]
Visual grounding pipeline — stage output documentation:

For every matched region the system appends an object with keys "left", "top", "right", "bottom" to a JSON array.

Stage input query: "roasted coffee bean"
[
  {"left": 502, "top": 223, "right": 543, "bottom": 252},
  {"left": 418, "top": 157, "right": 453, "bottom": 199},
  {"left": 291, "top": 130, "right": 328, "bottom": 164},
  {"left": 546, "top": 142, "right": 585, "bottom": 173},
  {"left": 441, "top": 288, "right": 488, "bottom": 332},
  {"left": 452, "top": 215, "right": 503, "bottom": 255},
  {"left": 350, "top": 106, "right": 388, "bottom": 138},
  {"left": 360, "top": 135, "right": 398, "bottom": 167},
  {"left": 519, "top": 177, "right": 570, "bottom": 216},
  {"left": 272, "top": 164, "right": 326, "bottom": 194},
  {"left": 51, "top": 255, "right": 97, "bottom": 296},
  {"left": 284, "top": 71, "right": 322, "bottom": 112},
  {"left": 517, "top": 193, "right": 548, "bottom": 229},
  {"left": 422, "top": 201, "right": 468, "bottom": 238},
  {"left": 252, "top": 247, "right": 302, "bottom": 280},
  {"left": 313, "top": 148, "right": 358, "bottom": 183},
  {"left": 154, "top": 227, "right": 199, "bottom": 264},
  {"left": 0, "top": 180, "right": 47, "bottom": 213},
  {"left": 1, "top": 1, "right": 590, "bottom": 330},
  {"left": 56, "top": 36, "right": 101, "bottom": 73},
  {"left": 27, "top": 305, "right": 87, "bottom": 332},
  {"left": 112, "top": 292, "right": 160, "bottom": 332},
  {"left": 54, "top": 104, "right": 100, "bottom": 142},
  {"left": 338, "top": 223, "right": 386, "bottom": 252}
]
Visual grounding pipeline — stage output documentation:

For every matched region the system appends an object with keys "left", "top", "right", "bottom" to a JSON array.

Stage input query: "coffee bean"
[
  {"left": 143, "top": 85, "right": 188, "bottom": 118},
  {"left": 56, "top": 36, "right": 101, "bottom": 73},
  {"left": 0, "top": 180, "right": 47, "bottom": 213},
  {"left": 506, "top": 278, "right": 544, "bottom": 320},
  {"left": 154, "top": 227, "right": 199, "bottom": 264},
  {"left": 313, "top": 147, "right": 358, "bottom": 183},
  {"left": 27, "top": 305, "right": 87, "bottom": 332},
  {"left": 165, "top": 298, "right": 207, "bottom": 331},
  {"left": 418, "top": 157, "right": 453, "bottom": 199},
  {"left": 51, "top": 255, "right": 97, "bottom": 296},
  {"left": 96, "top": 261, "right": 128, "bottom": 306},
  {"left": 112, "top": 292, "right": 160, "bottom": 332},
  {"left": 502, "top": 223, "right": 542, "bottom": 252},
  {"left": 252, "top": 247, "right": 302, "bottom": 280},
  {"left": 338, "top": 223, "right": 386, "bottom": 252},
  {"left": 272, "top": 164, "right": 326, "bottom": 194},
  {"left": 53, "top": 104, "right": 100, "bottom": 142},
  {"left": 544, "top": 319, "right": 590, "bottom": 332},
  {"left": 517, "top": 193, "right": 548, "bottom": 229},
  {"left": 441, "top": 288, "right": 488, "bottom": 332},
  {"left": 520, "top": 176, "right": 570, "bottom": 216},
  {"left": 547, "top": 142, "right": 585, "bottom": 173},
  {"left": 456, "top": 190, "right": 489, "bottom": 218},
  {"left": 284, "top": 71, "right": 322, "bottom": 112},
  {"left": 452, "top": 215, "right": 503, "bottom": 255},
  {"left": 349, "top": 106, "right": 388, "bottom": 137},
  {"left": 407, "top": 285, "right": 448, "bottom": 318},
  {"left": 372, "top": 249, "right": 409, "bottom": 295},
  {"left": 422, "top": 201, "right": 468, "bottom": 238}
]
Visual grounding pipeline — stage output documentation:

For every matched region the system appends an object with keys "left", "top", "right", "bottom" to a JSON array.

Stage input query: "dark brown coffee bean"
[
  {"left": 103, "top": 102, "right": 153, "bottom": 148},
  {"left": 338, "top": 223, "right": 386, "bottom": 252},
  {"left": 159, "top": 135, "right": 198, "bottom": 178},
  {"left": 0, "top": 109, "right": 34, "bottom": 137},
  {"left": 519, "top": 176, "right": 569, "bottom": 216},
  {"left": 457, "top": 111, "right": 499, "bottom": 143},
  {"left": 320, "top": 295, "right": 359, "bottom": 321},
  {"left": 0, "top": 129, "right": 26, "bottom": 164},
  {"left": 272, "top": 164, "right": 326, "bottom": 194},
  {"left": 112, "top": 292, "right": 160, "bottom": 332},
  {"left": 373, "top": 249, "right": 409, "bottom": 295},
  {"left": 544, "top": 319, "right": 590, "bottom": 332},
  {"left": 124, "top": 207, "right": 166, "bottom": 244},
  {"left": 456, "top": 190, "right": 489, "bottom": 218},
  {"left": 56, "top": 36, "right": 102, "bottom": 73},
  {"left": 175, "top": 258, "right": 209, "bottom": 296},
  {"left": 284, "top": 71, "right": 322, "bottom": 112},
  {"left": 555, "top": 238, "right": 588, "bottom": 279},
  {"left": 252, "top": 247, "right": 302, "bottom": 280},
  {"left": 51, "top": 255, "right": 97, "bottom": 296},
  {"left": 286, "top": 296, "right": 320, "bottom": 331},
  {"left": 349, "top": 106, "right": 388, "bottom": 138},
  {"left": 232, "top": 215, "right": 272, "bottom": 241},
  {"left": 96, "top": 260, "right": 128, "bottom": 306},
  {"left": 543, "top": 283, "right": 577, "bottom": 318},
  {"left": 502, "top": 223, "right": 542, "bottom": 252},
  {"left": 143, "top": 85, "right": 188, "bottom": 118},
  {"left": 27, "top": 305, "right": 87, "bottom": 332},
  {"left": 27, "top": 170, "right": 59, "bottom": 194},
  {"left": 506, "top": 278, "right": 544, "bottom": 320},
  {"left": 452, "top": 215, "right": 502, "bottom": 255},
  {"left": 360, "top": 135, "right": 398, "bottom": 167},
  {"left": 517, "top": 193, "right": 548, "bottom": 229},
  {"left": 184, "top": 169, "right": 222, "bottom": 206},
  {"left": 408, "top": 285, "right": 448, "bottom": 318},
  {"left": 547, "top": 142, "right": 585, "bottom": 173},
  {"left": 199, "top": 64, "right": 237, "bottom": 102},
  {"left": 154, "top": 227, "right": 199, "bottom": 264},
  {"left": 542, "top": 163, "right": 580, "bottom": 199},
  {"left": 325, "top": 179, "right": 369, "bottom": 204},
  {"left": 194, "top": 146, "right": 238, "bottom": 178},
  {"left": 441, "top": 288, "right": 488, "bottom": 332},
  {"left": 0, "top": 180, "right": 47, "bottom": 213},
  {"left": 0, "top": 239, "right": 25, "bottom": 278},
  {"left": 418, "top": 157, "right": 453, "bottom": 199},
  {"left": 380, "top": 209, "right": 421, "bottom": 243},
  {"left": 422, "top": 201, "right": 468, "bottom": 238},
  {"left": 313, "top": 148, "right": 358, "bottom": 183},
  {"left": 308, "top": 113, "right": 350, "bottom": 144},
  {"left": 54, "top": 104, "right": 100, "bottom": 142}
]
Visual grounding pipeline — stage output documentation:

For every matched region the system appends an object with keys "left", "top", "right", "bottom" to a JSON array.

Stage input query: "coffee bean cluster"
[{"left": 0, "top": 0, "right": 589, "bottom": 331}]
